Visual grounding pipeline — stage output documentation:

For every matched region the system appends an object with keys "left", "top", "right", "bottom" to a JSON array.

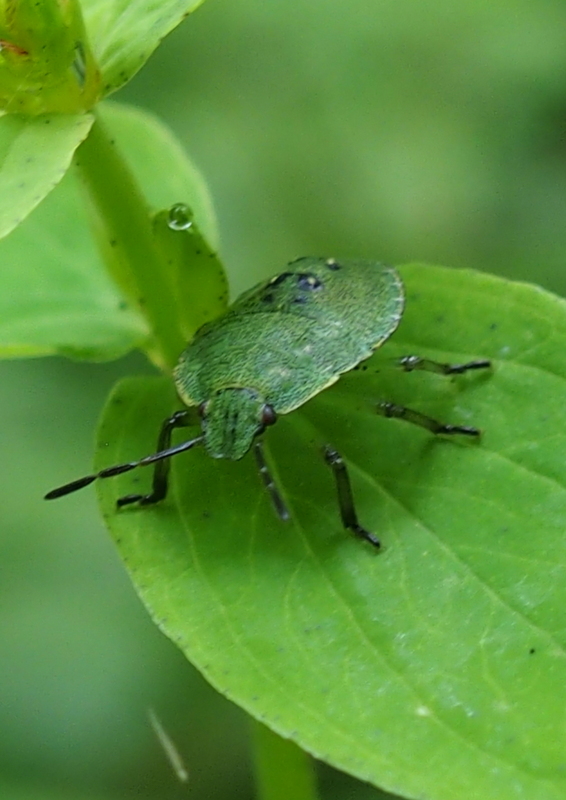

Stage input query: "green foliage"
[
  {"left": 93, "top": 265, "right": 566, "bottom": 800},
  {"left": 1, "top": 1, "right": 565, "bottom": 800},
  {"left": 83, "top": 0, "right": 206, "bottom": 95},
  {"left": 0, "top": 113, "right": 93, "bottom": 240},
  {"left": 0, "top": 102, "right": 218, "bottom": 360},
  {"left": 0, "top": 0, "right": 205, "bottom": 236},
  {"left": 0, "top": 0, "right": 100, "bottom": 113}
]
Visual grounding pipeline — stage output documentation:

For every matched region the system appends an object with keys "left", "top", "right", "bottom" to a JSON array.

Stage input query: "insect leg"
[
  {"left": 45, "top": 420, "right": 203, "bottom": 504},
  {"left": 323, "top": 446, "right": 380, "bottom": 549},
  {"left": 117, "top": 410, "right": 197, "bottom": 507},
  {"left": 397, "top": 355, "right": 491, "bottom": 375},
  {"left": 376, "top": 402, "right": 480, "bottom": 436},
  {"left": 253, "top": 440, "right": 290, "bottom": 521}
]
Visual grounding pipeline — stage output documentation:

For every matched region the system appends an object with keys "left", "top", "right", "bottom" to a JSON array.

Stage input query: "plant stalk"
[
  {"left": 251, "top": 720, "right": 320, "bottom": 800},
  {"left": 74, "top": 112, "right": 185, "bottom": 370}
]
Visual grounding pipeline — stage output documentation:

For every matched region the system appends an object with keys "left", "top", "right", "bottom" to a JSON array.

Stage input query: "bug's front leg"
[
  {"left": 117, "top": 409, "right": 196, "bottom": 507},
  {"left": 253, "top": 440, "right": 290, "bottom": 521},
  {"left": 323, "top": 446, "right": 380, "bottom": 549}
]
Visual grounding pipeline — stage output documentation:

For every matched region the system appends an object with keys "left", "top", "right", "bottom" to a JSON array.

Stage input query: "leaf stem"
[
  {"left": 74, "top": 112, "right": 185, "bottom": 370},
  {"left": 250, "top": 720, "right": 320, "bottom": 800}
]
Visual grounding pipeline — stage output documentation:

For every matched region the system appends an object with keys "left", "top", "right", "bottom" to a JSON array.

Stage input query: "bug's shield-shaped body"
[{"left": 174, "top": 257, "right": 404, "bottom": 460}]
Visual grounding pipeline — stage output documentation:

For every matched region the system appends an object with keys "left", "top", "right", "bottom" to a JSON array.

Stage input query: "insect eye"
[{"left": 261, "top": 405, "right": 277, "bottom": 427}]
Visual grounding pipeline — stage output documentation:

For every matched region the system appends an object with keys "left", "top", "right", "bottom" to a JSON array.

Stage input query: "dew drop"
[{"left": 168, "top": 203, "right": 193, "bottom": 231}]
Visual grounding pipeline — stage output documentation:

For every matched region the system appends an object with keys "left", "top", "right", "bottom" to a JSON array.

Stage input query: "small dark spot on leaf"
[
  {"left": 118, "top": 301, "right": 128, "bottom": 310},
  {"left": 489, "top": 322, "right": 498, "bottom": 331},
  {"left": 529, "top": 648, "right": 536, "bottom": 655},
  {"left": 196, "top": 249, "right": 201, "bottom": 255}
]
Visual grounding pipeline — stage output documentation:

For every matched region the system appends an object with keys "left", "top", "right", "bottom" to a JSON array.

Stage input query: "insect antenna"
[{"left": 44, "top": 435, "right": 204, "bottom": 500}]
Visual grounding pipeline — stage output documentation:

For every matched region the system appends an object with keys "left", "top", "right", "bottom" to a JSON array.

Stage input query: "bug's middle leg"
[
  {"left": 376, "top": 402, "right": 481, "bottom": 436},
  {"left": 323, "top": 446, "right": 380, "bottom": 549}
]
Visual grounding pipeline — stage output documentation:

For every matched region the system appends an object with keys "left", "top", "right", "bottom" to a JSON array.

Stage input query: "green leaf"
[
  {"left": 94, "top": 265, "right": 566, "bottom": 800},
  {"left": 152, "top": 205, "right": 228, "bottom": 341},
  {"left": 0, "top": 165, "right": 147, "bottom": 360},
  {"left": 0, "top": 101, "right": 217, "bottom": 360},
  {"left": 0, "top": 0, "right": 101, "bottom": 114},
  {"left": 83, "top": 0, "right": 206, "bottom": 97},
  {"left": 97, "top": 102, "right": 218, "bottom": 247},
  {"left": 0, "top": 113, "right": 93, "bottom": 241}
]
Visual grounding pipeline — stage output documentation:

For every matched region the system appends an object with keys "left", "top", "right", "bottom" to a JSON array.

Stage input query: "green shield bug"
[{"left": 46, "top": 257, "right": 490, "bottom": 548}]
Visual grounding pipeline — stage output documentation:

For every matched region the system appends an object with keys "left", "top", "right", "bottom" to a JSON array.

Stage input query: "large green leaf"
[
  {"left": 0, "top": 113, "right": 93, "bottom": 241},
  {"left": 0, "top": 101, "right": 217, "bottom": 360},
  {"left": 94, "top": 265, "right": 566, "bottom": 800},
  {"left": 83, "top": 0, "right": 206, "bottom": 97}
]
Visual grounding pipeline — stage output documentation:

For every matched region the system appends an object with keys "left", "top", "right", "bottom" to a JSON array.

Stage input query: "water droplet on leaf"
[{"left": 168, "top": 203, "right": 193, "bottom": 231}]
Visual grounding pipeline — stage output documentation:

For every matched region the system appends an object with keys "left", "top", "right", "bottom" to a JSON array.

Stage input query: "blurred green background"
[{"left": 2, "top": 0, "right": 566, "bottom": 798}]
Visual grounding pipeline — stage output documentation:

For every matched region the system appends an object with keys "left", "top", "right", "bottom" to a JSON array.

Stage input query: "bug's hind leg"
[
  {"left": 376, "top": 402, "right": 480, "bottom": 437},
  {"left": 117, "top": 409, "right": 196, "bottom": 508},
  {"left": 323, "top": 446, "right": 380, "bottom": 549},
  {"left": 397, "top": 355, "right": 491, "bottom": 375}
]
